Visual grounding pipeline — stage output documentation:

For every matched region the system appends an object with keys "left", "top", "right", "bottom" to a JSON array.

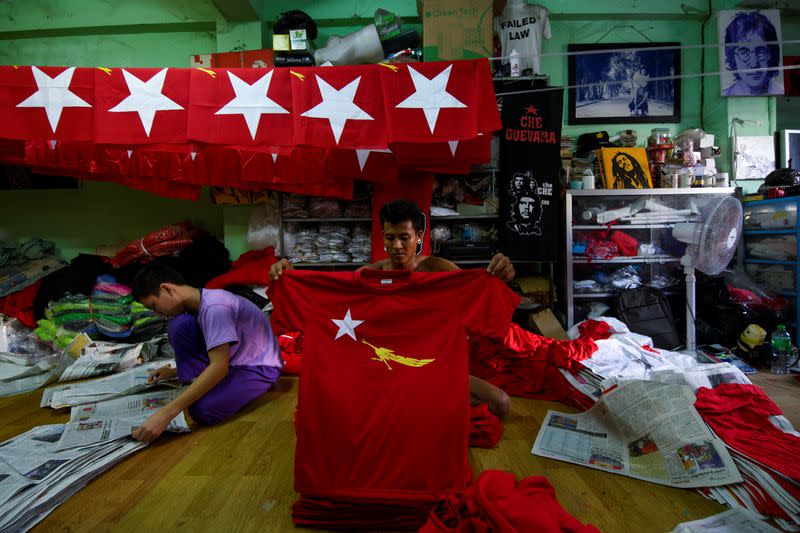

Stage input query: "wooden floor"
[{"left": 0, "top": 372, "right": 796, "bottom": 532}]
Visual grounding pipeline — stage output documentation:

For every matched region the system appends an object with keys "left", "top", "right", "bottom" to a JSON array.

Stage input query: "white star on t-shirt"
[
  {"left": 331, "top": 308, "right": 364, "bottom": 341},
  {"left": 215, "top": 70, "right": 289, "bottom": 140},
  {"left": 355, "top": 148, "right": 392, "bottom": 171},
  {"left": 301, "top": 75, "right": 373, "bottom": 144},
  {"left": 395, "top": 65, "right": 466, "bottom": 134},
  {"left": 17, "top": 66, "right": 92, "bottom": 133},
  {"left": 108, "top": 68, "right": 183, "bottom": 137}
]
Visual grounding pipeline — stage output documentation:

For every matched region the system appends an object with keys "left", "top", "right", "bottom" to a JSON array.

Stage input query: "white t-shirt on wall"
[{"left": 494, "top": 1, "right": 551, "bottom": 74}]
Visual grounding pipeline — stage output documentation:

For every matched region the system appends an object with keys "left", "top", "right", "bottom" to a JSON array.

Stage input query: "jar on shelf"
[{"left": 646, "top": 128, "right": 673, "bottom": 164}]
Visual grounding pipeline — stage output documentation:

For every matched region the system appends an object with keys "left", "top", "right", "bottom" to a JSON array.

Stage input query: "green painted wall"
[
  {"left": 0, "top": 1, "right": 234, "bottom": 260},
  {"left": 0, "top": 0, "right": 796, "bottom": 260}
]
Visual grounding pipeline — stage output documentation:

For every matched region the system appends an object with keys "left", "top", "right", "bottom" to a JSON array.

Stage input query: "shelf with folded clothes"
[
  {"left": 572, "top": 224, "right": 675, "bottom": 230},
  {"left": 430, "top": 214, "right": 499, "bottom": 221},
  {"left": 290, "top": 262, "right": 364, "bottom": 268},
  {"left": 283, "top": 217, "right": 372, "bottom": 223},
  {"left": 571, "top": 255, "right": 681, "bottom": 264},
  {"left": 742, "top": 229, "right": 796, "bottom": 235},
  {"left": 742, "top": 258, "right": 796, "bottom": 265},
  {"left": 573, "top": 290, "right": 678, "bottom": 299}
]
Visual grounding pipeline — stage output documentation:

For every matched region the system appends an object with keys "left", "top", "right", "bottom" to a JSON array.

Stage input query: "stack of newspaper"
[
  {"left": 42, "top": 360, "right": 178, "bottom": 409},
  {"left": 700, "top": 452, "right": 800, "bottom": 531},
  {"left": 0, "top": 389, "right": 189, "bottom": 531}
]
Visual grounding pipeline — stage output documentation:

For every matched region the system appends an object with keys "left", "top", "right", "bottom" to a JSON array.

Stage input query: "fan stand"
[{"left": 681, "top": 252, "right": 697, "bottom": 355}]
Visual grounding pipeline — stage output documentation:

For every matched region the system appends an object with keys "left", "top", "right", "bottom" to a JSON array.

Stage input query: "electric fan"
[{"left": 671, "top": 196, "right": 743, "bottom": 352}]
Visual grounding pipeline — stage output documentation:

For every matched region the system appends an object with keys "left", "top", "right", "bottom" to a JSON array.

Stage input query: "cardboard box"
[
  {"left": 419, "top": 0, "right": 493, "bottom": 62},
  {"left": 528, "top": 308, "right": 568, "bottom": 340},
  {"left": 190, "top": 49, "right": 274, "bottom": 69}
]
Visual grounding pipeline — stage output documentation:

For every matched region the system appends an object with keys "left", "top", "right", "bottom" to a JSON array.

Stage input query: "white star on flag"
[
  {"left": 17, "top": 66, "right": 91, "bottom": 133},
  {"left": 355, "top": 148, "right": 392, "bottom": 171},
  {"left": 215, "top": 70, "right": 289, "bottom": 140},
  {"left": 395, "top": 65, "right": 466, "bottom": 134},
  {"left": 447, "top": 141, "right": 459, "bottom": 156},
  {"left": 331, "top": 308, "right": 364, "bottom": 341},
  {"left": 301, "top": 75, "right": 373, "bottom": 144},
  {"left": 108, "top": 68, "right": 183, "bottom": 137}
]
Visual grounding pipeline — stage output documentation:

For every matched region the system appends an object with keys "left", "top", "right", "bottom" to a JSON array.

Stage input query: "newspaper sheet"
[
  {"left": 670, "top": 508, "right": 782, "bottom": 532},
  {"left": 56, "top": 389, "right": 189, "bottom": 450},
  {"left": 641, "top": 363, "right": 751, "bottom": 393},
  {"left": 58, "top": 334, "right": 162, "bottom": 383},
  {"left": 41, "top": 360, "right": 177, "bottom": 409},
  {"left": 532, "top": 380, "right": 742, "bottom": 488}
]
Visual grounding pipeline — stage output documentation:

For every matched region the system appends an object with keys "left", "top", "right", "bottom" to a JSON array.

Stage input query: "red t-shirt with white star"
[{"left": 269, "top": 269, "right": 520, "bottom": 502}]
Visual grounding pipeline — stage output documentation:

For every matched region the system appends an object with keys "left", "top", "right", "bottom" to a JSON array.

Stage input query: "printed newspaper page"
[{"left": 532, "top": 380, "right": 742, "bottom": 488}]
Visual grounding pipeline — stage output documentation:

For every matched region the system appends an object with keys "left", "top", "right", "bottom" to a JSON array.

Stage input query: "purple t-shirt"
[{"left": 197, "top": 289, "right": 282, "bottom": 369}]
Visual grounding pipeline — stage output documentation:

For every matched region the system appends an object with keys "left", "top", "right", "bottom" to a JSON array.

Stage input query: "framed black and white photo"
[
  {"left": 568, "top": 42, "right": 680, "bottom": 125},
  {"left": 718, "top": 9, "right": 783, "bottom": 97}
]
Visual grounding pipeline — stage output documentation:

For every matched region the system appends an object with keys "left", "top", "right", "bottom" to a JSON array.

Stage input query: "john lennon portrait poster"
[{"left": 718, "top": 9, "right": 784, "bottom": 97}]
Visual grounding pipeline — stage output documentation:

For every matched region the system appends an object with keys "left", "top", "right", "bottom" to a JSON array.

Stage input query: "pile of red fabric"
[
  {"left": 0, "top": 280, "right": 40, "bottom": 328},
  {"left": 726, "top": 285, "right": 788, "bottom": 313},
  {"left": 468, "top": 321, "right": 607, "bottom": 406},
  {"left": 694, "top": 383, "right": 800, "bottom": 521},
  {"left": 419, "top": 470, "right": 600, "bottom": 532},
  {"left": 583, "top": 229, "right": 639, "bottom": 260},
  {"left": 469, "top": 403, "right": 503, "bottom": 448},
  {"left": 110, "top": 222, "right": 195, "bottom": 268}
]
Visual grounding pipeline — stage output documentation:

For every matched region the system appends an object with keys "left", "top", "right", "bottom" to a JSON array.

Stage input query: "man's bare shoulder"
[
  {"left": 416, "top": 256, "right": 460, "bottom": 273},
  {"left": 357, "top": 259, "right": 392, "bottom": 271}
]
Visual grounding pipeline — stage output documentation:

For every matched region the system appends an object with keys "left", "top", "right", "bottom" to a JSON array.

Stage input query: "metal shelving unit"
[
  {"left": 740, "top": 195, "right": 800, "bottom": 341},
  {"left": 566, "top": 187, "right": 738, "bottom": 328}
]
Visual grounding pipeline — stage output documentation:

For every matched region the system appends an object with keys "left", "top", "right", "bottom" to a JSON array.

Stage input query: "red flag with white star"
[
  {"left": 380, "top": 61, "right": 480, "bottom": 143},
  {"left": 94, "top": 68, "right": 189, "bottom": 144},
  {"left": 393, "top": 135, "right": 492, "bottom": 173},
  {"left": 474, "top": 59, "right": 502, "bottom": 134},
  {"left": 292, "top": 66, "right": 387, "bottom": 149},
  {"left": 328, "top": 147, "right": 397, "bottom": 184},
  {"left": 0, "top": 66, "right": 94, "bottom": 141},
  {"left": 187, "top": 67, "right": 293, "bottom": 146}
]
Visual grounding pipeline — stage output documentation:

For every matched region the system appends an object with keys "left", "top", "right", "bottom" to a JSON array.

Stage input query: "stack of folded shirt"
[
  {"left": 34, "top": 276, "right": 165, "bottom": 349},
  {"left": 91, "top": 275, "right": 134, "bottom": 337}
]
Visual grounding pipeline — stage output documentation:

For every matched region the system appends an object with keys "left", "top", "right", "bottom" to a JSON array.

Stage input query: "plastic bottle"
[
  {"left": 770, "top": 324, "right": 792, "bottom": 374},
  {"left": 509, "top": 49, "right": 521, "bottom": 77}
]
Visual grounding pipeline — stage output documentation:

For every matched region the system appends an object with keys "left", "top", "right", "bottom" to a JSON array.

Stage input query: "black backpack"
[{"left": 615, "top": 287, "right": 682, "bottom": 350}]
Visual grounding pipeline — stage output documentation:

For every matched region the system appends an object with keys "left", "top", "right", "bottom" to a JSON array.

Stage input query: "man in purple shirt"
[{"left": 131, "top": 262, "right": 282, "bottom": 442}]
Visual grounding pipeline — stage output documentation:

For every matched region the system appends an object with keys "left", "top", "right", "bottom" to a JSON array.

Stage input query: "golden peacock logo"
[{"left": 360, "top": 340, "right": 435, "bottom": 370}]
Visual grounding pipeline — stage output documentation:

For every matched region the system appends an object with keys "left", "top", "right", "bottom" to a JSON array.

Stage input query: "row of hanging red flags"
[{"left": 0, "top": 60, "right": 499, "bottom": 199}]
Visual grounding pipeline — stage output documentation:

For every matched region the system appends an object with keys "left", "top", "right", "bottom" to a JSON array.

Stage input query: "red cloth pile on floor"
[
  {"left": 204, "top": 248, "right": 277, "bottom": 289},
  {"left": 469, "top": 403, "right": 503, "bottom": 448},
  {"left": 419, "top": 470, "right": 600, "bottom": 532},
  {"left": 468, "top": 321, "right": 608, "bottom": 407},
  {"left": 0, "top": 280, "right": 40, "bottom": 327},
  {"left": 695, "top": 383, "right": 800, "bottom": 522}
]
